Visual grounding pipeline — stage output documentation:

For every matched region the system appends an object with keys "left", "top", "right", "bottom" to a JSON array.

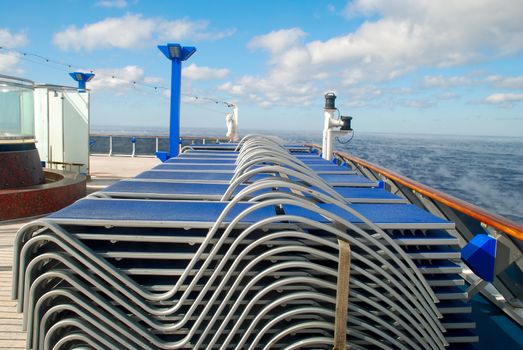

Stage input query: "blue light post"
[
  {"left": 69, "top": 72, "right": 95, "bottom": 92},
  {"left": 158, "top": 43, "right": 196, "bottom": 158}
]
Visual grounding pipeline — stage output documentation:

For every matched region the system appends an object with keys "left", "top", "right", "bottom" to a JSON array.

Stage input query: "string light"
[{"left": 0, "top": 45, "right": 234, "bottom": 106}]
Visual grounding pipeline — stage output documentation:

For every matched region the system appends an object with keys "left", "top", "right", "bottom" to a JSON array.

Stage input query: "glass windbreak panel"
[{"left": 0, "top": 81, "right": 34, "bottom": 138}]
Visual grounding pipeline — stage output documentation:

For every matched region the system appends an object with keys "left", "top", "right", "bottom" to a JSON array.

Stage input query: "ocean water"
[
  {"left": 286, "top": 131, "right": 523, "bottom": 225},
  {"left": 90, "top": 127, "right": 523, "bottom": 224}
]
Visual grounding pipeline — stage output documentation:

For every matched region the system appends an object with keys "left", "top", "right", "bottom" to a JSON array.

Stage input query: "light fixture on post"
[
  {"left": 69, "top": 72, "right": 95, "bottom": 92},
  {"left": 157, "top": 43, "right": 196, "bottom": 159}
]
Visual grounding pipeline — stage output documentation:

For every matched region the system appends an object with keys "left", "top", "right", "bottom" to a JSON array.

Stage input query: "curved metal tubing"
[
  {"left": 14, "top": 148, "right": 444, "bottom": 348},
  {"left": 32, "top": 288, "right": 153, "bottom": 350},
  {"left": 179, "top": 145, "right": 195, "bottom": 153},
  {"left": 283, "top": 337, "right": 335, "bottom": 350},
  {"left": 44, "top": 318, "right": 115, "bottom": 350},
  {"left": 236, "top": 149, "right": 310, "bottom": 171},
  {"left": 223, "top": 165, "right": 346, "bottom": 203},
  {"left": 222, "top": 190, "right": 443, "bottom": 337},
  {"left": 21, "top": 232, "right": 434, "bottom": 350},
  {"left": 233, "top": 157, "right": 317, "bottom": 183},
  {"left": 12, "top": 224, "right": 48, "bottom": 299},
  {"left": 200, "top": 207, "right": 445, "bottom": 348},
  {"left": 230, "top": 178, "right": 442, "bottom": 322},
  {"left": 253, "top": 308, "right": 397, "bottom": 350},
  {"left": 241, "top": 289, "right": 412, "bottom": 350},
  {"left": 261, "top": 321, "right": 341, "bottom": 350},
  {"left": 21, "top": 227, "right": 437, "bottom": 349},
  {"left": 19, "top": 200, "right": 446, "bottom": 348},
  {"left": 215, "top": 253, "right": 431, "bottom": 350},
  {"left": 229, "top": 177, "right": 347, "bottom": 205},
  {"left": 197, "top": 227, "right": 435, "bottom": 349},
  {"left": 52, "top": 333, "right": 102, "bottom": 350},
  {"left": 40, "top": 304, "right": 142, "bottom": 350},
  {"left": 27, "top": 271, "right": 190, "bottom": 349},
  {"left": 234, "top": 134, "right": 285, "bottom": 152},
  {"left": 231, "top": 168, "right": 440, "bottom": 312}
]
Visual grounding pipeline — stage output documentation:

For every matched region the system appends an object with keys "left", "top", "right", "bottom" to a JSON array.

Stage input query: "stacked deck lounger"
[{"left": 13, "top": 135, "right": 477, "bottom": 349}]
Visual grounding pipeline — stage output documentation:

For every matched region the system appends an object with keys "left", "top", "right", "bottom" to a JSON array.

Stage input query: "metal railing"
[
  {"left": 89, "top": 134, "right": 231, "bottom": 157},
  {"left": 307, "top": 143, "right": 523, "bottom": 325}
]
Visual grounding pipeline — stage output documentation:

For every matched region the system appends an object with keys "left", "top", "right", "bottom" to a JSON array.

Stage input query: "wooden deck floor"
[{"left": 0, "top": 221, "right": 27, "bottom": 349}]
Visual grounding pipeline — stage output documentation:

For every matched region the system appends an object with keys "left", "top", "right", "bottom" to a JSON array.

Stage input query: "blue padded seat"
[
  {"left": 103, "top": 180, "right": 244, "bottom": 196},
  {"left": 282, "top": 203, "right": 453, "bottom": 229},
  {"left": 49, "top": 199, "right": 277, "bottom": 224},
  {"left": 135, "top": 170, "right": 375, "bottom": 186}
]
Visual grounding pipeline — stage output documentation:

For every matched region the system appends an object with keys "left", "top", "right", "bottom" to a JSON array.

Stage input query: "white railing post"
[
  {"left": 226, "top": 104, "right": 239, "bottom": 142},
  {"left": 108, "top": 135, "right": 113, "bottom": 157},
  {"left": 322, "top": 92, "right": 349, "bottom": 161},
  {"left": 155, "top": 137, "right": 159, "bottom": 153}
]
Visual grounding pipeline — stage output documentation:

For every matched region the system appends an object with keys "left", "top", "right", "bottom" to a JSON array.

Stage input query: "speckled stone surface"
[
  {"left": 0, "top": 148, "right": 44, "bottom": 189},
  {"left": 0, "top": 170, "right": 86, "bottom": 221}
]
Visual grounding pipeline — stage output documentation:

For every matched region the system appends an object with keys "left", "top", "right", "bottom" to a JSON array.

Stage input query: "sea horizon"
[{"left": 90, "top": 124, "right": 523, "bottom": 141}]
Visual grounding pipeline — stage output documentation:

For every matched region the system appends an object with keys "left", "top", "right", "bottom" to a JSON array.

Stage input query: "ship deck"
[
  {"left": 0, "top": 155, "right": 158, "bottom": 350},
  {"left": 2, "top": 150, "right": 522, "bottom": 349}
]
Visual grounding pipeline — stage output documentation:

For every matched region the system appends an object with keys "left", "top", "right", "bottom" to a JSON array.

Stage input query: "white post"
[
  {"left": 155, "top": 137, "right": 159, "bottom": 153},
  {"left": 322, "top": 108, "right": 337, "bottom": 161},
  {"left": 322, "top": 92, "right": 349, "bottom": 161},
  {"left": 109, "top": 135, "right": 113, "bottom": 157},
  {"left": 232, "top": 104, "right": 239, "bottom": 141},
  {"left": 226, "top": 104, "right": 239, "bottom": 142}
]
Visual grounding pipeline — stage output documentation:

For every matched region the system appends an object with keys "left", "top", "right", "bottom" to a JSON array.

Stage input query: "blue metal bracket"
[
  {"left": 155, "top": 151, "right": 169, "bottom": 162},
  {"left": 462, "top": 234, "right": 497, "bottom": 282},
  {"left": 69, "top": 72, "right": 95, "bottom": 92}
]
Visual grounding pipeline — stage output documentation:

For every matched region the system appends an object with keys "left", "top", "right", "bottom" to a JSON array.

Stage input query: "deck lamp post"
[
  {"left": 158, "top": 43, "right": 196, "bottom": 158},
  {"left": 69, "top": 72, "right": 95, "bottom": 92}
]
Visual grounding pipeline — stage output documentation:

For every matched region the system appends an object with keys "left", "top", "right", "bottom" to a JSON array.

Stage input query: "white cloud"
[
  {"left": 159, "top": 19, "right": 235, "bottom": 41},
  {"left": 435, "top": 91, "right": 460, "bottom": 100},
  {"left": 53, "top": 14, "right": 155, "bottom": 51},
  {"left": 402, "top": 99, "right": 435, "bottom": 109},
  {"left": 485, "top": 75, "right": 523, "bottom": 89},
  {"left": 0, "top": 52, "right": 22, "bottom": 73},
  {"left": 218, "top": 75, "right": 318, "bottom": 107},
  {"left": 423, "top": 75, "right": 474, "bottom": 88},
  {"left": 221, "top": 0, "right": 523, "bottom": 107},
  {"left": 143, "top": 76, "right": 163, "bottom": 85},
  {"left": 0, "top": 28, "right": 28, "bottom": 73},
  {"left": 346, "top": 86, "right": 382, "bottom": 100},
  {"left": 96, "top": 0, "right": 128, "bottom": 8},
  {"left": 0, "top": 28, "right": 28, "bottom": 47},
  {"left": 182, "top": 63, "right": 229, "bottom": 80},
  {"left": 53, "top": 14, "right": 234, "bottom": 51},
  {"left": 248, "top": 28, "right": 307, "bottom": 54},
  {"left": 222, "top": 1, "right": 523, "bottom": 109},
  {"left": 423, "top": 74, "right": 523, "bottom": 90},
  {"left": 305, "top": 0, "right": 523, "bottom": 78},
  {"left": 485, "top": 93, "right": 523, "bottom": 105},
  {"left": 88, "top": 65, "right": 146, "bottom": 91}
]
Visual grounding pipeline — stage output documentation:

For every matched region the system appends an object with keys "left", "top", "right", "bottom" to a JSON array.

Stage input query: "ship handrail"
[
  {"left": 90, "top": 133, "right": 230, "bottom": 141},
  {"left": 89, "top": 134, "right": 232, "bottom": 157},
  {"left": 306, "top": 144, "right": 523, "bottom": 241}
]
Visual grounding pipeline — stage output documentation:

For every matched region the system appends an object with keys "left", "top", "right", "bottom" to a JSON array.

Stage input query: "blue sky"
[{"left": 1, "top": 0, "right": 522, "bottom": 136}]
